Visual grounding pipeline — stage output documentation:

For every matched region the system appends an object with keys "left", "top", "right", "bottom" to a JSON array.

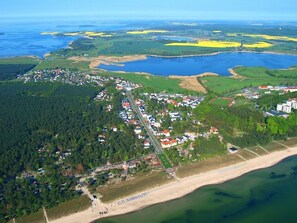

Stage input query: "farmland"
[
  {"left": 49, "top": 23, "right": 297, "bottom": 58},
  {"left": 166, "top": 40, "right": 273, "bottom": 48}
]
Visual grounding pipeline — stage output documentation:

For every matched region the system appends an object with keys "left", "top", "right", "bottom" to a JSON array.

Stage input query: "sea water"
[{"left": 96, "top": 156, "right": 297, "bottom": 223}]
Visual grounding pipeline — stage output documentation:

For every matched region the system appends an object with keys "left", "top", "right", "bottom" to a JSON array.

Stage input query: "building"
[
  {"left": 162, "top": 129, "right": 170, "bottom": 137},
  {"left": 161, "top": 138, "right": 178, "bottom": 149}
]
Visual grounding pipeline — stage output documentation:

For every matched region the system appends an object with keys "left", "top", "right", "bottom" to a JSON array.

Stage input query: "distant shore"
[{"left": 51, "top": 145, "right": 297, "bottom": 223}]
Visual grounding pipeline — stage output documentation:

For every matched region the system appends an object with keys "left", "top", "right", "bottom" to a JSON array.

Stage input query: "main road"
[{"left": 126, "top": 90, "right": 163, "bottom": 154}]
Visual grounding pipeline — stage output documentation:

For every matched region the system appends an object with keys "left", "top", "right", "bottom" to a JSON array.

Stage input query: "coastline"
[{"left": 50, "top": 145, "right": 297, "bottom": 223}]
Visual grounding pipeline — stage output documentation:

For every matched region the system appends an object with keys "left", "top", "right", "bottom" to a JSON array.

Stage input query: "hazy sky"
[{"left": 1, "top": 0, "right": 297, "bottom": 20}]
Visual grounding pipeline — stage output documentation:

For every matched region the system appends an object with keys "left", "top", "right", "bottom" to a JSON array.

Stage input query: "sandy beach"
[
  {"left": 169, "top": 72, "right": 218, "bottom": 93},
  {"left": 50, "top": 146, "right": 297, "bottom": 223}
]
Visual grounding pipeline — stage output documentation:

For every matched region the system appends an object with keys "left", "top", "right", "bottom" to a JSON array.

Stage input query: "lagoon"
[
  {"left": 99, "top": 52, "right": 297, "bottom": 76},
  {"left": 96, "top": 156, "right": 297, "bottom": 223}
]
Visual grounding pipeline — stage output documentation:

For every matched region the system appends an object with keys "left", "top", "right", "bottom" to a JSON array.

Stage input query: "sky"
[{"left": 1, "top": 0, "right": 297, "bottom": 21}]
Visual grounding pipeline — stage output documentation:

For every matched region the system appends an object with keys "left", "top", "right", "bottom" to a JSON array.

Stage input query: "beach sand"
[
  {"left": 50, "top": 146, "right": 297, "bottom": 223},
  {"left": 170, "top": 72, "right": 218, "bottom": 93},
  {"left": 68, "top": 55, "right": 147, "bottom": 69}
]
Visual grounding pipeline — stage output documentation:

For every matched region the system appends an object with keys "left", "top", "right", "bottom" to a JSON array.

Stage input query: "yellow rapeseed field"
[
  {"left": 166, "top": 40, "right": 273, "bottom": 48},
  {"left": 227, "top": 33, "right": 297, "bottom": 42},
  {"left": 127, "top": 30, "right": 168, "bottom": 34},
  {"left": 166, "top": 40, "right": 241, "bottom": 48},
  {"left": 245, "top": 34, "right": 297, "bottom": 42},
  {"left": 84, "top": 32, "right": 113, "bottom": 37},
  {"left": 243, "top": 42, "right": 273, "bottom": 48}
]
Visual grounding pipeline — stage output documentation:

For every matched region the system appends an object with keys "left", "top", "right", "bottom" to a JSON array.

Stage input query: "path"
[
  {"left": 274, "top": 141, "right": 290, "bottom": 149},
  {"left": 43, "top": 206, "right": 49, "bottom": 223},
  {"left": 244, "top": 148, "right": 261, "bottom": 157},
  {"left": 258, "top": 145, "right": 269, "bottom": 153},
  {"left": 235, "top": 154, "right": 248, "bottom": 161}
]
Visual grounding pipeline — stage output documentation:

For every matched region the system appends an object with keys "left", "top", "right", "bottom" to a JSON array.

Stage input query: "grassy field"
[
  {"left": 15, "top": 210, "right": 45, "bottom": 223},
  {"left": 103, "top": 71, "right": 191, "bottom": 93},
  {"left": 211, "top": 97, "right": 233, "bottom": 106},
  {"left": 46, "top": 195, "right": 91, "bottom": 221},
  {"left": 234, "top": 66, "right": 297, "bottom": 78},
  {"left": 157, "top": 153, "right": 173, "bottom": 168},
  {"left": 98, "top": 171, "right": 172, "bottom": 202},
  {"left": 200, "top": 75, "right": 297, "bottom": 94},
  {"left": 35, "top": 59, "right": 90, "bottom": 70}
]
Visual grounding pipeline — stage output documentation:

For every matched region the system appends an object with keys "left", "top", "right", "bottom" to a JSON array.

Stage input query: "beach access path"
[{"left": 50, "top": 145, "right": 297, "bottom": 223}]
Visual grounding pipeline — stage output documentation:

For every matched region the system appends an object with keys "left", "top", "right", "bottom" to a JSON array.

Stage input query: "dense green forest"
[
  {"left": 0, "top": 64, "right": 36, "bottom": 80},
  {"left": 194, "top": 93, "right": 297, "bottom": 148},
  {"left": 0, "top": 82, "right": 142, "bottom": 222}
]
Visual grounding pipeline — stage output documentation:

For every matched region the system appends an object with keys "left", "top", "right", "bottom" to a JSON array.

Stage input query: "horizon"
[{"left": 1, "top": 0, "right": 297, "bottom": 21}]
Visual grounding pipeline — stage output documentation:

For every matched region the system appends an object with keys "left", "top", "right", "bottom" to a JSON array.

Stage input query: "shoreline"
[{"left": 51, "top": 146, "right": 297, "bottom": 223}]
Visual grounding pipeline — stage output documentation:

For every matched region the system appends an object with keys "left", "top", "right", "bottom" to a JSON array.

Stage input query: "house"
[
  {"left": 143, "top": 141, "right": 151, "bottom": 148},
  {"left": 134, "top": 126, "right": 142, "bottom": 135},
  {"left": 162, "top": 129, "right": 170, "bottom": 137},
  {"left": 161, "top": 138, "right": 177, "bottom": 148},
  {"left": 228, "top": 147, "right": 238, "bottom": 154},
  {"left": 266, "top": 110, "right": 289, "bottom": 118},
  {"left": 210, "top": 127, "right": 219, "bottom": 134}
]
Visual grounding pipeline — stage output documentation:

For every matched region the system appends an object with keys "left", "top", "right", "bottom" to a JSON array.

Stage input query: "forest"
[
  {"left": 0, "top": 81, "right": 142, "bottom": 222},
  {"left": 194, "top": 93, "right": 297, "bottom": 148},
  {"left": 0, "top": 64, "right": 36, "bottom": 80}
]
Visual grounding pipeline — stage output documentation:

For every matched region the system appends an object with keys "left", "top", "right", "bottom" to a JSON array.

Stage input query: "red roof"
[{"left": 163, "top": 129, "right": 170, "bottom": 134}]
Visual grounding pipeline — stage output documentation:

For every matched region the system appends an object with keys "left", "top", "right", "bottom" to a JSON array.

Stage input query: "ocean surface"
[
  {"left": 99, "top": 53, "right": 297, "bottom": 76},
  {"left": 96, "top": 156, "right": 297, "bottom": 223},
  {"left": 0, "top": 19, "right": 129, "bottom": 58}
]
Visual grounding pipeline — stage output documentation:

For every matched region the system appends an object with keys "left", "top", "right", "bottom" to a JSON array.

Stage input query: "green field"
[
  {"left": 200, "top": 74, "right": 297, "bottom": 94},
  {"left": 103, "top": 71, "right": 192, "bottom": 93},
  {"left": 46, "top": 195, "right": 91, "bottom": 221},
  {"left": 48, "top": 23, "right": 297, "bottom": 58},
  {"left": 158, "top": 153, "right": 172, "bottom": 169},
  {"left": 234, "top": 66, "right": 297, "bottom": 78},
  {"left": 212, "top": 97, "right": 233, "bottom": 106}
]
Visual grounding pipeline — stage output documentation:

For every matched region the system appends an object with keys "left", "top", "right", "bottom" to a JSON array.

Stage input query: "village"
[{"left": 17, "top": 68, "right": 297, "bottom": 202}]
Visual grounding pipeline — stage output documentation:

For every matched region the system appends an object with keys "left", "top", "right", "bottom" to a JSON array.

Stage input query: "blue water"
[
  {"left": 99, "top": 53, "right": 297, "bottom": 76},
  {"left": 0, "top": 19, "right": 128, "bottom": 58},
  {"left": 96, "top": 155, "right": 297, "bottom": 223}
]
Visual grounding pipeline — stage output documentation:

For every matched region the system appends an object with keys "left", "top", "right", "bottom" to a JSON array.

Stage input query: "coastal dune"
[{"left": 51, "top": 146, "right": 297, "bottom": 223}]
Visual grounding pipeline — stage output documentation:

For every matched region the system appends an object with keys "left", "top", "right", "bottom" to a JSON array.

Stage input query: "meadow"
[
  {"left": 103, "top": 71, "right": 194, "bottom": 93},
  {"left": 199, "top": 75, "right": 297, "bottom": 94},
  {"left": 234, "top": 66, "right": 297, "bottom": 78}
]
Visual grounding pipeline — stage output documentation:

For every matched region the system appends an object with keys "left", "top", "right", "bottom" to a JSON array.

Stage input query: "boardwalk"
[
  {"left": 43, "top": 206, "right": 49, "bottom": 223},
  {"left": 244, "top": 148, "right": 261, "bottom": 157}
]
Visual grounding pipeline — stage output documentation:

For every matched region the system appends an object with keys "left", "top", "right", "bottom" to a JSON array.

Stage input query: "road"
[{"left": 126, "top": 91, "right": 163, "bottom": 154}]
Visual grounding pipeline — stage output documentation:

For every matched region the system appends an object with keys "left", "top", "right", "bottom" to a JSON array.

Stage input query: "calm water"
[
  {"left": 96, "top": 156, "right": 297, "bottom": 223},
  {"left": 99, "top": 53, "right": 297, "bottom": 76},
  {"left": 0, "top": 19, "right": 128, "bottom": 58}
]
